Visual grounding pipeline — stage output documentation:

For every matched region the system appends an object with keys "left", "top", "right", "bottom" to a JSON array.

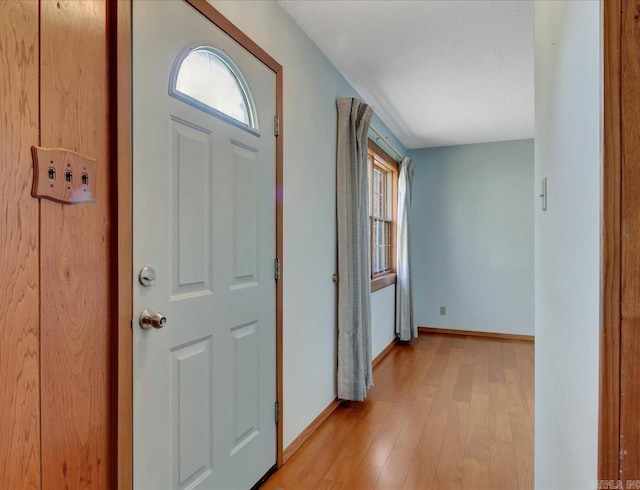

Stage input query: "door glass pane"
[{"left": 174, "top": 47, "right": 252, "bottom": 127}]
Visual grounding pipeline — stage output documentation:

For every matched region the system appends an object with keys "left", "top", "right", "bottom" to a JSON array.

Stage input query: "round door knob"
[{"left": 139, "top": 309, "right": 167, "bottom": 330}]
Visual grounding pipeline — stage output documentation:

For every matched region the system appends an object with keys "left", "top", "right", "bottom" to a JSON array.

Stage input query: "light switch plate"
[
  {"left": 540, "top": 177, "right": 547, "bottom": 211},
  {"left": 32, "top": 146, "right": 97, "bottom": 204}
]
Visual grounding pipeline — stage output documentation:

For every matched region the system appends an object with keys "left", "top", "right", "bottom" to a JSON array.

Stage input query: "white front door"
[{"left": 132, "top": 1, "right": 277, "bottom": 488}]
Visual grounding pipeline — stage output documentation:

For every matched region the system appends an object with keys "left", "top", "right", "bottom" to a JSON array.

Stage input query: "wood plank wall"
[
  {"left": 600, "top": 0, "right": 622, "bottom": 481},
  {"left": 39, "top": 1, "right": 113, "bottom": 488},
  {"left": 0, "top": 2, "right": 41, "bottom": 488},
  {"left": 621, "top": 0, "right": 640, "bottom": 480},
  {"left": 0, "top": 1, "right": 114, "bottom": 487}
]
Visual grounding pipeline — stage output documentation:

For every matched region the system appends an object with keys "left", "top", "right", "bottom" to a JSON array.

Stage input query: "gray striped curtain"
[
  {"left": 336, "top": 97, "right": 374, "bottom": 401},
  {"left": 396, "top": 157, "right": 417, "bottom": 341}
]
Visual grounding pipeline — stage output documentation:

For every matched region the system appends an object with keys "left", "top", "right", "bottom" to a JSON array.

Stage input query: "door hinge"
[
  {"left": 275, "top": 401, "right": 280, "bottom": 424},
  {"left": 274, "top": 258, "right": 281, "bottom": 281},
  {"left": 273, "top": 114, "right": 280, "bottom": 137}
]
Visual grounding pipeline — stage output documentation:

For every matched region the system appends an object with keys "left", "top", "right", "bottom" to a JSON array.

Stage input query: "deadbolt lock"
[{"left": 139, "top": 266, "right": 156, "bottom": 287}]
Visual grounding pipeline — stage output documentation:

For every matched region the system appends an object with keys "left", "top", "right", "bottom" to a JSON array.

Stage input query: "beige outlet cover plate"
[{"left": 31, "top": 146, "right": 97, "bottom": 204}]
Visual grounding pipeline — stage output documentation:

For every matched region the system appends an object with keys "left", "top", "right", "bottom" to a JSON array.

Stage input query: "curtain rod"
[{"left": 369, "top": 125, "right": 405, "bottom": 161}]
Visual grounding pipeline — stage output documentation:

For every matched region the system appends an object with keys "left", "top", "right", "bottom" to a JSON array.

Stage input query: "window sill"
[{"left": 371, "top": 272, "right": 396, "bottom": 293}]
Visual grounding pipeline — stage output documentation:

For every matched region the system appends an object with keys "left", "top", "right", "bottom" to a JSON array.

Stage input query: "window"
[
  {"left": 170, "top": 45, "right": 258, "bottom": 132},
  {"left": 368, "top": 140, "right": 398, "bottom": 292}
]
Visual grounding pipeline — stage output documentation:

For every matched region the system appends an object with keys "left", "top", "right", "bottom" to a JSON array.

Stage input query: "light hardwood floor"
[{"left": 262, "top": 333, "right": 534, "bottom": 490}]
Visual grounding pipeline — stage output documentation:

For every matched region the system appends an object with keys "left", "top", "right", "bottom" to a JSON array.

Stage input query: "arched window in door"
[{"left": 170, "top": 45, "right": 258, "bottom": 131}]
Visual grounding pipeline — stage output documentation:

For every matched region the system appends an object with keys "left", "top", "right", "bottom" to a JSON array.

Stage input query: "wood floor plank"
[
  {"left": 452, "top": 363, "right": 474, "bottom": 403},
  {"left": 395, "top": 394, "right": 434, "bottom": 450},
  {"left": 472, "top": 339, "right": 490, "bottom": 395},
  {"left": 294, "top": 413, "right": 360, "bottom": 488},
  {"left": 315, "top": 479, "right": 342, "bottom": 490},
  {"left": 264, "top": 334, "right": 533, "bottom": 490},
  {"left": 505, "top": 368, "right": 531, "bottom": 414},
  {"left": 461, "top": 390, "right": 491, "bottom": 490},
  {"left": 340, "top": 463, "right": 383, "bottom": 490},
  {"left": 375, "top": 445, "right": 415, "bottom": 489},
  {"left": 423, "top": 340, "right": 452, "bottom": 387},
  {"left": 400, "top": 338, "right": 441, "bottom": 396},
  {"left": 512, "top": 341, "right": 535, "bottom": 423},
  {"left": 488, "top": 341, "right": 506, "bottom": 383},
  {"left": 268, "top": 409, "right": 354, "bottom": 488},
  {"left": 501, "top": 341, "right": 519, "bottom": 370},
  {"left": 461, "top": 457, "right": 491, "bottom": 490},
  {"left": 513, "top": 342, "right": 535, "bottom": 388},
  {"left": 434, "top": 400, "right": 470, "bottom": 490},
  {"left": 379, "top": 351, "right": 420, "bottom": 404},
  {"left": 510, "top": 405, "right": 534, "bottom": 490},
  {"left": 489, "top": 440, "right": 519, "bottom": 489},
  {"left": 489, "top": 380, "right": 513, "bottom": 443},
  {"left": 359, "top": 400, "right": 413, "bottom": 468},
  {"left": 284, "top": 409, "right": 349, "bottom": 468},
  {"left": 463, "top": 336, "right": 478, "bottom": 365},
  {"left": 324, "top": 401, "right": 392, "bottom": 483},
  {"left": 449, "top": 335, "right": 467, "bottom": 350},
  {"left": 465, "top": 391, "right": 490, "bottom": 462},
  {"left": 401, "top": 406, "right": 448, "bottom": 489},
  {"left": 436, "top": 345, "right": 465, "bottom": 401},
  {"left": 367, "top": 366, "right": 396, "bottom": 403}
]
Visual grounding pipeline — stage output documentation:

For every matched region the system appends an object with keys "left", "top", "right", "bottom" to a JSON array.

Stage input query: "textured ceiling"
[{"left": 278, "top": 0, "right": 534, "bottom": 149}]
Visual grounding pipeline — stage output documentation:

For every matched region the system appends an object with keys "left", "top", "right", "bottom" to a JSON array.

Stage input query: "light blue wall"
[
  {"left": 535, "top": 2, "right": 601, "bottom": 487},
  {"left": 408, "top": 139, "right": 534, "bottom": 336},
  {"left": 210, "top": 0, "right": 405, "bottom": 448}
]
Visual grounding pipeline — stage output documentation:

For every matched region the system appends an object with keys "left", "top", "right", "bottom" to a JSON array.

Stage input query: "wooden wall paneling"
[
  {"left": 0, "top": 2, "right": 41, "bottom": 488},
  {"left": 112, "top": 0, "right": 133, "bottom": 488},
  {"left": 600, "top": 0, "right": 622, "bottom": 482},
  {"left": 39, "top": 1, "right": 113, "bottom": 488},
  {"left": 621, "top": 0, "right": 640, "bottom": 480}
]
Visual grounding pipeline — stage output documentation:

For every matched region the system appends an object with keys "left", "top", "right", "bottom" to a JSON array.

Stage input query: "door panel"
[
  {"left": 133, "top": 1, "right": 277, "bottom": 488},
  {"left": 170, "top": 117, "right": 214, "bottom": 297},
  {"left": 233, "top": 143, "right": 260, "bottom": 286},
  {"left": 171, "top": 337, "right": 214, "bottom": 487},
  {"left": 231, "top": 321, "right": 260, "bottom": 450}
]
